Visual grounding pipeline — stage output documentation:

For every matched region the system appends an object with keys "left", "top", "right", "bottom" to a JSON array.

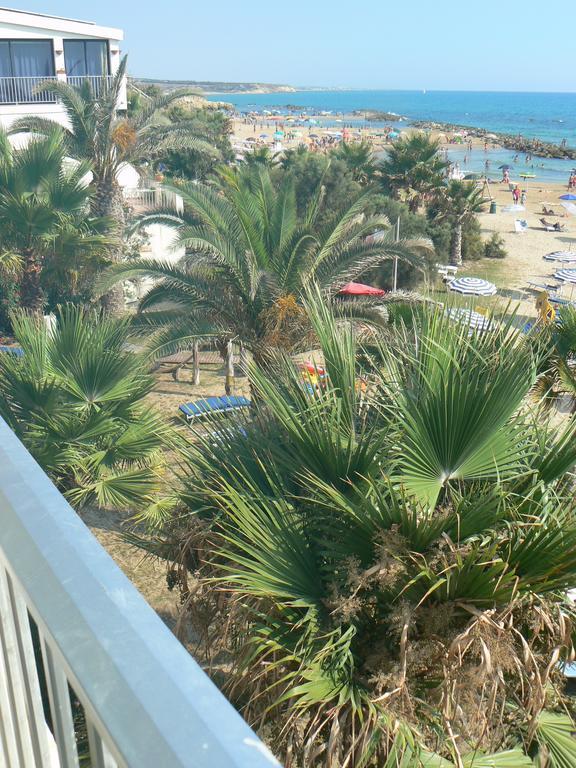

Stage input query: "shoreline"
[
  {"left": 210, "top": 92, "right": 575, "bottom": 161},
  {"left": 411, "top": 120, "right": 576, "bottom": 161}
]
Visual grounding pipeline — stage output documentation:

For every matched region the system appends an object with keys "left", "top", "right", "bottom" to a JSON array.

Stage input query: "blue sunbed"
[
  {"left": 0, "top": 345, "right": 23, "bottom": 357},
  {"left": 179, "top": 395, "right": 251, "bottom": 421}
]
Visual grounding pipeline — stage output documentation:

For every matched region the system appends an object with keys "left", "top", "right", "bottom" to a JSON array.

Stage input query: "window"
[
  {"left": 64, "top": 40, "right": 108, "bottom": 77},
  {"left": 0, "top": 40, "right": 54, "bottom": 78}
]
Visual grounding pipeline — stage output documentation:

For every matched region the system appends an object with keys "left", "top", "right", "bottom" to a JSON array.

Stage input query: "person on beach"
[
  {"left": 521, "top": 190, "right": 527, "bottom": 206},
  {"left": 512, "top": 185, "right": 520, "bottom": 204},
  {"left": 502, "top": 169, "right": 510, "bottom": 184}
]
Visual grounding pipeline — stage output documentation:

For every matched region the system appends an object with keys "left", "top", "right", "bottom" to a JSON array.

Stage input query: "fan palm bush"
[
  {"left": 533, "top": 305, "right": 576, "bottom": 411},
  {"left": 11, "top": 57, "right": 216, "bottom": 311},
  {"left": 0, "top": 305, "right": 170, "bottom": 512},
  {"left": 0, "top": 128, "right": 110, "bottom": 314},
  {"left": 158, "top": 294, "right": 576, "bottom": 766},
  {"left": 99, "top": 164, "right": 431, "bottom": 365}
]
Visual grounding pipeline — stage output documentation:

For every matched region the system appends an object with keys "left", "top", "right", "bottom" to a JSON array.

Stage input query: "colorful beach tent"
[
  {"left": 447, "top": 277, "right": 497, "bottom": 296},
  {"left": 339, "top": 282, "right": 386, "bottom": 296}
]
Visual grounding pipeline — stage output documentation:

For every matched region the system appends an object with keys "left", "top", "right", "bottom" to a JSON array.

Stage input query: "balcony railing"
[
  {"left": 0, "top": 417, "right": 280, "bottom": 768},
  {"left": 0, "top": 75, "right": 115, "bottom": 105}
]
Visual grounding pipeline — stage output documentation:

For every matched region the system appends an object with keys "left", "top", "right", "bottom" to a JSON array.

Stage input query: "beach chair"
[
  {"left": 514, "top": 219, "right": 528, "bottom": 234},
  {"left": 179, "top": 395, "right": 250, "bottom": 422},
  {"left": 526, "top": 281, "right": 559, "bottom": 293},
  {"left": 0, "top": 345, "right": 24, "bottom": 357},
  {"left": 539, "top": 218, "right": 565, "bottom": 232}
]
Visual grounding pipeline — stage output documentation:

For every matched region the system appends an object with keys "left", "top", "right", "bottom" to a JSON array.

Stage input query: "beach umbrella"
[
  {"left": 448, "top": 276, "right": 497, "bottom": 296},
  {"left": 339, "top": 281, "right": 386, "bottom": 297},
  {"left": 519, "top": 173, "right": 536, "bottom": 180},
  {"left": 544, "top": 251, "right": 576, "bottom": 263},
  {"left": 560, "top": 194, "right": 576, "bottom": 201},
  {"left": 561, "top": 202, "right": 576, "bottom": 216},
  {"left": 446, "top": 308, "right": 493, "bottom": 333},
  {"left": 498, "top": 164, "right": 513, "bottom": 170},
  {"left": 554, "top": 268, "right": 576, "bottom": 284}
]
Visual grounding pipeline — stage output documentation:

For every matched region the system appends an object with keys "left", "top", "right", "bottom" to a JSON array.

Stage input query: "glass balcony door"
[
  {"left": 0, "top": 40, "right": 55, "bottom": 102},
  {"left": 64, "top": 40, "right": 109, "bottom": 77}
]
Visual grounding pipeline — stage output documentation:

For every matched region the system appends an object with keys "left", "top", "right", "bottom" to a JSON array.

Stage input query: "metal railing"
[
  {"left": 0, "top": 76, "right": 59, "bottom": 104},
  {"left": 0, "top": 417, "right": 280, "bottom": 768},
  {"left": 66, "top": 75, "right": 114, "bottom": 97},
  {"left": 0, "top": 75, "right": 114, "bottom": 104}
]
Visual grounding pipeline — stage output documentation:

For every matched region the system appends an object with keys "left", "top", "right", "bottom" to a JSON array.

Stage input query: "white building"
[{"left": 0, "top": 7, "right": 125, "bottom": 128}]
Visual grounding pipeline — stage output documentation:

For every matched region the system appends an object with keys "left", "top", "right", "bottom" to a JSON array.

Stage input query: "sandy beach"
[{"left": 229, "top": 115, "right": 575, "bottom": 318}]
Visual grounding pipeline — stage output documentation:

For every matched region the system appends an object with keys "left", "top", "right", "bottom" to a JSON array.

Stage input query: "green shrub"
[{"left": 484, "top": 232, "right": 507, "bottom": 259}]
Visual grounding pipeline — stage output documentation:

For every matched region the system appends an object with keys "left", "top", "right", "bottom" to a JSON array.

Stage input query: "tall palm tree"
[
  {"left": 0, "top": 128, "right": 109, "bottom": 314},
  {"left": 98, "top": 165, "right": 431, "bottom": 369},
  {"left": 435, "top": 180, "right": 487, "bottom": 265},
  {"left": 332, "top": 140, "right": 377, "bottom": 184},
  {"left": 0, "top": 305, "right": 170, "bottom": 514},
  {"left": 379, "top": 133, "right": 448, "bottom": 212},
  {"left": 11, "top": 57, "right": 216, "bottom": 311},
  {"left": 159, "top": 295, "right": 576, "bottom": 767}
]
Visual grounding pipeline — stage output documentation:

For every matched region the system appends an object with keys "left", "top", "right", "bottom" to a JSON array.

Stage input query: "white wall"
[{"left": 0, "top": 13, "right": 126, "bottom": 126}]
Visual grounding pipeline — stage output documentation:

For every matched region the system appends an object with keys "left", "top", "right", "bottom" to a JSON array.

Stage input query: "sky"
[{"left": 12, "top": 0, "right": 576, "bottom": 91}]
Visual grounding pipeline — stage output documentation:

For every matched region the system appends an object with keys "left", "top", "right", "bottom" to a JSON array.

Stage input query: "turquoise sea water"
[
  {"left": 207, "top": 89, "right": 576, "bottom": 146},
  {"left": 208, "top": 89, "right": 576, "bottom": 184}
]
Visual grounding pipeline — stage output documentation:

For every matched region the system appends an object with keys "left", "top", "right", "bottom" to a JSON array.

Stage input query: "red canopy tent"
[{"left": 338, "top": 282, "right": 386, "bottom": 297}]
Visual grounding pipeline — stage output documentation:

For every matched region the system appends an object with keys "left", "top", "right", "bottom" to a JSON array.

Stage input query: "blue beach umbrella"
[
  {"left": 560, "top": 194, "right": 576, "bottom": 201},
  {"left": 447, "top": 277, "right": 497, "bottom": 296}
]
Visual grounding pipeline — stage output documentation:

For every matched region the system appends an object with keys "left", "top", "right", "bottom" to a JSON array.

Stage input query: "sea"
[{"left": 206, "top": 90, "right": 576, "bottom": 185}]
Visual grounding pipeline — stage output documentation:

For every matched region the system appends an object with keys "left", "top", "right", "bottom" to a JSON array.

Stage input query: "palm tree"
[
  {"left": 0, "top": 128, "right": 109, "bottom": 314},
  {"left": 332, "top": 140, "right": 377, "bottom": 184},
  {"left": 10, "top": 57, "right": 216, "bottom": 312},
  {"left": 159, "top": 295, "right": 576, "bottom": 766},
  {"left": 379, "top": 132, "right": 448, "bottom": 212},
  {"left": 0, "top": 304, "right": 170, "bottom": 514},
  {"left": 98, "top": 165, "right": 430, "bottom": 372},
  {"left": 435, "top": 180, "right": 487, "bottom": 265}
]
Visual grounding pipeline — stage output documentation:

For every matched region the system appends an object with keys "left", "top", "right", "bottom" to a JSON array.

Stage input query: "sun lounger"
[
  {"left": 549, "top": 295, "right": 576, "bottom": 307},
  {"left": 526, "top": 281, "right": 560, "bottom": 293},
  {"left": 539, "top": 218, "right": 565, "bottom": 232},
  {"left": 179, "top": 395, "right": 250, "bottom": 422},
  {"left": 0, "top": 345, "right": 23, "bottom": 357}
]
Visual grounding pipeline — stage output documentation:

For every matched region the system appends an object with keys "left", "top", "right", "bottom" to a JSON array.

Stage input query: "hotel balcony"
[
  {"left": 0, "top": 416, "right": 279, "bottom": 768},
  {"left": 0, "top": 75, "right": 115, "bottom": 104}
]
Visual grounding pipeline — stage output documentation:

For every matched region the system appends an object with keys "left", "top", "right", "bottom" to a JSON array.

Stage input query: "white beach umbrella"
[
  {"left": 544, "top": 251, "right": 576, "bottom": 263},
  {"left": 554, "top": 268, "right": 576, "bottom": 284},
  {"left": 447, "top": 277, "right": 497, "bottom": 296},
  {"left": 446, "top": 308, "right": 493, "bottom": 333},
  {"left": 561, "top": 202, "right": 576, "bottom": 216},
  {"left": 501, "top": 204, "right": 526, "bottom": 213}
]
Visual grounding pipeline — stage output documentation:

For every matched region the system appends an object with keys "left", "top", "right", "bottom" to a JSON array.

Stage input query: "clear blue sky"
[{"left": 15, "top": 0, "right": 576, "bottom": 91}]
